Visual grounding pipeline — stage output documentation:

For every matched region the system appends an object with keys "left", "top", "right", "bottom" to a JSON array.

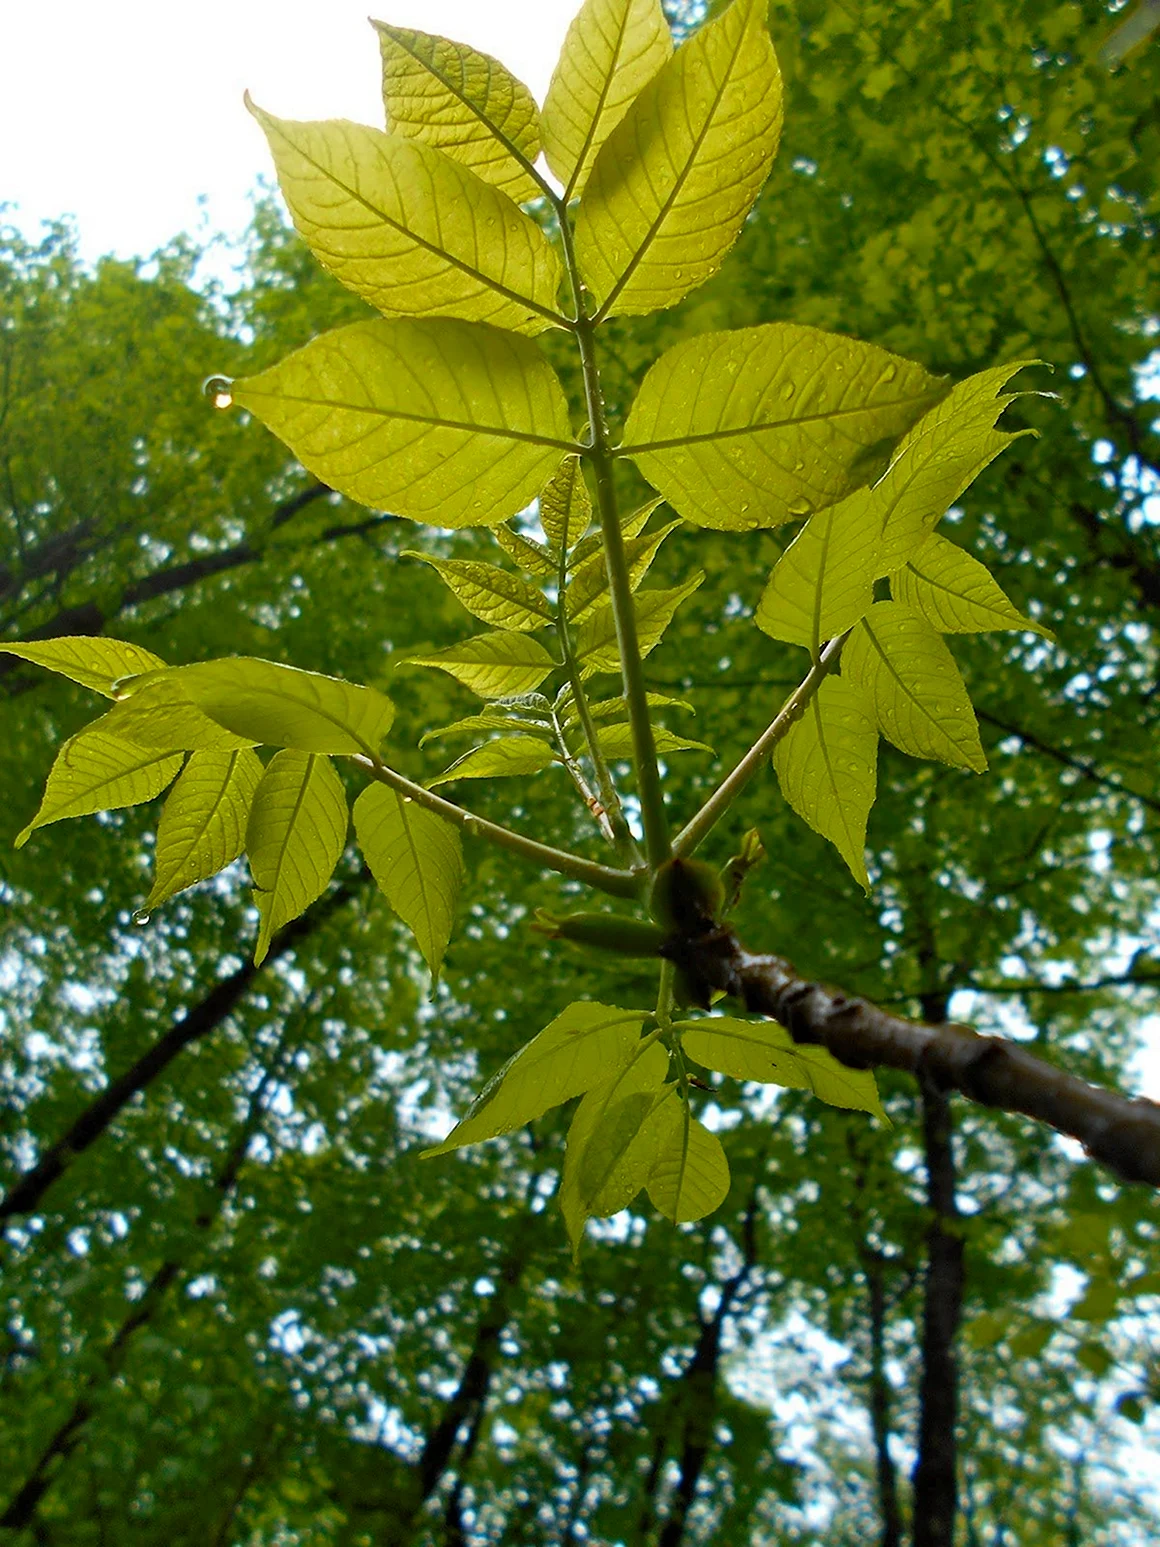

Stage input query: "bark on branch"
[{"left": 664, "top": 929, "right": 1160, "bottom": 1188}]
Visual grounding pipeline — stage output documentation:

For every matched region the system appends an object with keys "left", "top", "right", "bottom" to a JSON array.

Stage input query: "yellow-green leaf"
[
  {"left": 542, "top": 0, "right": 673, "bottom": 200},
  {"left": 597, "top": 723, "right": 711, "bottom": 758},
  {"left": 678, "top": 1017, "right": 887, "bottom": 1118},
  {"left": 565, "top": 689, "right": 693, "bottom": 726},
  {"left": 428, "top": 735, "right": 558, "bottom": 785},
  {"left": 248, "top": 102, "right": 562, "bottom": 334},
  {"left": 0, "top": 637, "right": 166, "bottom": 698},
  {"left": 231, "top": 318, "right": 574, "bottom": 528},
  {"left": 133, "top": 658, "right": 395, "bottom": 758},
  {"left": 893, "top": 533, "right": 1055, "bottom": 638},
  {"left": 352, "top": 782, "right": 463, "bottom": 979},
  {"left": 404, "top": 631, "right": 556, "bottom": 698},
  {"left": 757, "top": 498, "right": 878, "bottom": 651},
  {"left": 374, "top": 22, "right": 543, "bottom": 203},
  {"left": 646, "top": 1106, "right": 731, "bottom": 1224},
  {"left": 538, "top": 456, "right": 593, "bottom": 552},
  {"left": 773, "top": 677, "right": 876, "bottom": 889},
  {"left": 576, "top": 0, "right": 782, "bottom": 318},
  {"left": 246, "top": 751, "right": 348, "bottom": 965},
  {"left": 405, "top": 552, "right": 552, "bottom": 631},
  {"left": 568, "top": 495, "right": 662, "bottom": 569},
  {"left": 100, "top": 681, "right": 259, "bottom": 752},
  {"left": 577, "top": 572, "right": 704, "bottom": 675},
  {"left": 422, "top": 1002, "right": 649, "bottom": 1156},
  {"left": 566, "top": 518, "right": 680, "bottom": 622},
  {"left": 17, "top": 729, "right": 184, "bottom": 848},
  {"left": 420, "top": 710, "right": 554, "bottom": 746},
  {"left": 493, "top": 525, "right": 557, "bottom": 577},
  {"left": 622, "top": 324, "right": 948, "bottom": 530},
  {"left": 843, "top": 602, "right": 986, "bottom": 773},
  {"left": 145, "top": 748, "right": 264, "bottom": 909}
]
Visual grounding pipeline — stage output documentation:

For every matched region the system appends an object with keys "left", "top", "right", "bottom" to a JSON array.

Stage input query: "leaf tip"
[{"left": 14, "top": 824, "right": 33, "bottom": 850}]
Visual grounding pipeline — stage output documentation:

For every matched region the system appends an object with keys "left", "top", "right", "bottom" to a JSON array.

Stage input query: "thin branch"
[{"left": 978, "top": 708, "right": 1160, "bottom": 815}]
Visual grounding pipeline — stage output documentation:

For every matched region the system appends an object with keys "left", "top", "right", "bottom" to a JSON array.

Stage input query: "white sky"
[{"left": 1, "top": 0, "right": 583, "bottom": 265}]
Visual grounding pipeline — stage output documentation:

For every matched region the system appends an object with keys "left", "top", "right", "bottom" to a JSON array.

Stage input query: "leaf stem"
[
  {"left": 352, "top": 755, "right": 642, "bottom": 900},
  {"left": 672, "top": 634, "right": 848, "bottom": 858}
]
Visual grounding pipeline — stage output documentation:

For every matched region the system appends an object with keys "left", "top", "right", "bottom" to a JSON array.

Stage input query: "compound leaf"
[
  {"left": 577, "top": 571, "right": 704, "bottom": 674},
  {"left": 17, "top": 729, "right": 184, "bottom": 848},
  {"left": 566, "top": 518, "right": 680, "bottom": 622},
  {"left": 374, "top": 22, "right": 543, "bottom": 203},
  {"left": 576, "top": 0, "right": 782, "bottom": 318},
  {"left": 843, "top": 602, "right": 986, "bottom": 772},
  {"left": 353, "top": 782, "right": 463, "bottom": 978},
  {"left": 542, "top": 0, "right": 673, "bottom": 200},
  {"left": 647, "top": 1106, "right": 731, "bottom": 1224},
  {"left": 539, "top": 456, "right": 593, "bottom": 552},
  {"left": 893, "top": 532, "right": 1055, "bottom": 638},
  {"left": 597, "top": 722, "right": 711, "bottom": 758},
  {"left": 0, "top": 637, "right": 166, "bottom": 698},
  {"left": 679, "top": 1017, "right": 886, "bottom": 1118},
  {"left": 231, "top": 318, "right": 574, "bottom": 528},
  {"left": 428, "top": 735, "right": 558, "bottom": 784},
  {"left": 493, "top": 525, "right": 557, "bottom": 577},
  {"left": 404, "top": 631, "right": 556, "bottom": 698},
  {"left": 422, "top": 1001, "right": 650, "bottom": 1156},
  {"left": 249, "top": 102, "right": 561, "bottom": 334},
  {"left": 246, "top": 750, "right": 349, "bottom": 965},
  {"left": 406, "top": 552, "right": 552, "bottom": 631},
  {"left": 773, "top": 675, "right": 876, "bottom": 890},
  {"left": 622, "top": 324, "right": 948, "bottom": 530},
  {"left": 145, "top": 748, "right": 264, "bottom": 909}
]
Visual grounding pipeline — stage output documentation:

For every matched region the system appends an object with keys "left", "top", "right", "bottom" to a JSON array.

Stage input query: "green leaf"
[
  {"left": 678, "top": 1017, "right": 887, "bottom": 1118},
  {"left": 145, "top": 748, "right": 264, "bottom": 909},
  {"left": 248, "top": 101, "right": 562, "bottom": 334},
  {"left": 404, "top": 630, "right": 556, "bottom": 698},
  {"left": 576, "top": 572, "right": 704, "bottom": 675},
  {"left": 646, "top": 1105, "right": 731, "bottom": 1224},
  {"left": 100, "top": 681, "right": 259, "bottom": 752},
  {"left": 597, "top": 723, "right": 711, "bottom": 758},
  {"left": 622, "top": 324, "right": 948, "bottom": 530},
  {"left": 419, "top": 710, "right": 554, "bottom": 746},
  {"left": 559, "top": 1040, "right": 672, "bottom": 1255},
  {"left": 16, "top": 729, "right": 184, "bottom": 848},
  {"left": 538, "top": 456, "right": 593, "bottom": 552},
  {"left": 773, "top": 676, "right": 876, "bottom": 891},
  {"left": 893, "top": 533, "right": 1055, "bottom": 638},
  {"left": 231, "top": 318, "right": 574, "bottom": 528},
  {"left": 0, "top": 636, "right": 167, "bottom": 698},
  {"left": 575, "top": 0, "right": 782, "bottom": 318},
  {"left": 352, "top": 782, "right": 463, "bottom": 979},
  {"left": 843, "top": 602, "right": 987, "bottom": 773},
  {"left": 757, "top": 498, "right": 878, "bottom": 651},
  {"left": 421, "top": 1001, "right": 650, "bottom": 1156},
  {"left": 131, "top": 658, "right": 395, "bottom": 758},
  {"left": 428, "top": 735, "right": 558, "bottom": 785},
  {"left": 568, "top": 495, "right": 662, "bottom": 569},
  {"left": 246, "top": 751, "right": 348, "bottom": 965},
  {"left": 493, "top": 524, "right": 557, "bottom": 577},
  {"left": 563, "top": 689, "right": 693, "bottom": 725},
  {"left": 405, "top": 552, "right": 552, "bottom": 631},
  {"left": 374, "top": 22, "right": 543, "bottom": 204},
  {"left": 566, "top": 519, "right": 680, "bottom": 622},
  {"left": 542, "top": 0, "right": 673, "bottom": 200}
]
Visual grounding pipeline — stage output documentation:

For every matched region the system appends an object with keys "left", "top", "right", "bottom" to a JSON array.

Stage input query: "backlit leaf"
[
  {"left": 428, "top": 735, "right": 558, "bottom": 784},
  {"left": 404, "top": 631, "right": 556, "bottom": 698},
  {"left": 678, "top": 1017, "right": 887, "bottom": 1118},
  {"left": 406, "top": 552, "right": 552, "bottom": 631},
  {"left": 563, "top": 689, "right": 693, "bottom": 726},
  {"left": 101, "top": 681, "right": 259, "bottom": 752},
  {"left": 773, "top": 676, "right": 876, "bottom": 890},
  {"left": 646, "top": 1106, "right": 731, "bottom": 1224},
  {"left": 16, "top": 729, "right": 184, "bottom": 848},
  {"left": 0, "top": 637, "right": 166, "bottom": 698},
  {"left": 231, "top": 318, "right": 574, "bottom": 528},
  {"left": 576, "top": 0, "right": 782, "bottom": 318},
  {"left": 374, "top": 22, "right": 543, "bottom": 203},
  {"left": 422, "top": 1001, "right": 650, "bottom": 1156},
  {"left": 568, "top": 495, "right": 662, "bottom": 570},
  {"left": 622, "top": 324, "right": 948, "bottom": 530},
  {"left": 538, "top": 456, "right": 593, "bottom": 552},
  {"left": 843, "top": 602, "right": 987, "bottom": 772},
  {"left": 566, "top": 519, "right": 680, "bottom": 622},
  {"left": 893, "top": 532, "right": 1055, "bottom": 638},
  {"left": 353, "top": 782, "right": 463, "bottom": 978},
  {"left": 757, "top": 498, "right": 878, "bottom": 651},
  {"left": 542, "top": 0, "right": 673, "bottom": 200},
  {"left": 576, "top": 572, "right": 704, "bottom": 674},
  {"left": 246, "top": 751, "right": 349, "bottom": 965},
  {"left": 597, "top": 722, "right": 711, "bottom": 757},
  {"left": 145, "top": 748, "right": 264, "bottom": 909},
  {"left": 420, "top": 710, "right": 554, "bottom": 746},
  {"left": 249, "top": 103, "right": 561, "bottom": 334},
  {"left": 493, "top": 524, "right": 558, "bottom": 577}
]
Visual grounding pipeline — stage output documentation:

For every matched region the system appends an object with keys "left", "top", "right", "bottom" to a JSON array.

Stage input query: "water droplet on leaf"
[
  {"left": 782, "top": 381, "right": 795, "bottom": 399},
  {"left": 132, "top": 910, "right": 151, "bottom": 927},
  {"left": 788, "top": 496, "right": 813, "bottom": 517},
  {"left": 880, "top": 364, "right": 898, "bottom": 384},
  {"left": 203, "top": 375, "right": 234, "bottom": 410}
]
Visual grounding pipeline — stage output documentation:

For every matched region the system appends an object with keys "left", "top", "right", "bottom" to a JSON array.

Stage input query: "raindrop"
[
  {"left": 203, "top": 375, "right": 234, "bottom": 410},
  {"left": 788, "top": 496, "right": 813, "bottom": 517},
  {"left": 782, "top": 380, "right": 795, "bottom": 399},
  {"left": 132, "top": 910, "right": 151, "bottom": 927},
  {"left": 880, "top": 364, "right": 898, "bottom": 385},
  {"left": 792, "top": 460, "right": 805, "bottom": 473},
  {"left": 740, "top": 501, "right": 750, "bottom": 512}
]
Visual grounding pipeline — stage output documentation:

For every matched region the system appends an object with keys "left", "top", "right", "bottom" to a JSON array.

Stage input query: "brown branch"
[
  {"left": 0, "top": 879, "right": 362, "bottom": 1225},
  {"left": 861, "top": 1247, "right": 904, "bottom": 1547},
  {"left": 666, "top": 929, "right": 1160, "bottom": 1188}
]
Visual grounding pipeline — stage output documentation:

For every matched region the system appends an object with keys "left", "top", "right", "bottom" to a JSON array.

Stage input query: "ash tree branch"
[{"left": 668, "top": 929, "right": 1160, "bottom": 1189}]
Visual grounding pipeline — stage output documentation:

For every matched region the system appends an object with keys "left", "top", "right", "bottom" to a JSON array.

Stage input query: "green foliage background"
[{"left": 2, "top": 0, "right": 1159, "bottom": 1542}]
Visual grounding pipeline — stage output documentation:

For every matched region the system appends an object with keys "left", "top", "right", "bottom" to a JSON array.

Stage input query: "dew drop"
[
  {"left": 132, "top": 910, "right": 151, "bottom": 927},
  {"left": 203, "top": 375, "right": 234, "bottom": 410},
  {"left": 782, "top": 380, "right": 796, "bottom": 399},
  {"left": 788, "top": 496, "right": 813, "bottom": 517},
  {"left": 793, "top": 460, "right": 805, "bottom": 473},
  {"left": 880, "top": 363, "right": 898, "bottom": 385},
  {"left": 740, "top": 500, "right": 750, "bottom": 512}
]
